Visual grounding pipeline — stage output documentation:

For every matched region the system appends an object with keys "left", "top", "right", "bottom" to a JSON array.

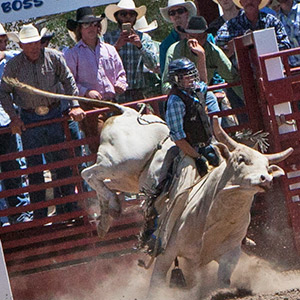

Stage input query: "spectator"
[
  {"left": 159, "top": 0, "right": 197, "bottom": 75},
  {"left": 65, "top": 6, "right": 127, "bottom": 154},
  {"left": 209, "top": 0, "right": 241, "bottom": 37},
  {"left": 216, "top": 0, "right": 291, "bottom": 59},
  {"left": 277, "top": 0, "right": 300, "bottom": 67},
  {"left": 133, "top": 16, "right": 162, "bottom": 100},
  {"left": 104, "top": 0, "right": 159, "bottom": 103},
  {"left": 0, "top": 24, "right": 31, "bottom": 226},
  {"left": 0, "top": 24, "right": 86, "bottom": 220},
  {"left": 208, "top": 1, "right": 244, "bottom": 125},
  {"left": 162, "top": 16, "right": 243, "bottom": 115},
  {"left": 40, "top": 32, "right": 54, "bottom": 48}
]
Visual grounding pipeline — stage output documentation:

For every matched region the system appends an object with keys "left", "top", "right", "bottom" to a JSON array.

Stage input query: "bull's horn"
[
  {"left": 212, "top": 116, "right": 238, "bottom": 151},
  {"left": 265, "top": 147, "right": 293, "bottom": 164}
]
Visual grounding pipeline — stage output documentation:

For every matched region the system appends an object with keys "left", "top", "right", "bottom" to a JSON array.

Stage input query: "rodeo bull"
[{"left": 146, "top": 116, "right": 292, "bottom": 297}]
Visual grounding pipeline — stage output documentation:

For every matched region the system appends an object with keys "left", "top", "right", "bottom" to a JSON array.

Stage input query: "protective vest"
[{"left": 167, "top": 86, "right": 212, "bottom": 146}]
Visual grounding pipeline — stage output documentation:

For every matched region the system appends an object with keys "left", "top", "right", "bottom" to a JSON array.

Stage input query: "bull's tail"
[{"left": 2, "top": 77, "right": 127, "bottom": 115}]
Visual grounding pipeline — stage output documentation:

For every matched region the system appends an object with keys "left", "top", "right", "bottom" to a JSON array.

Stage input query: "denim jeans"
[
  {"left": 21, "top": 108, "right": 76, "bottom": 219},
  {"left": 0, "top": 127, "right": 31, "bottom": 224}
]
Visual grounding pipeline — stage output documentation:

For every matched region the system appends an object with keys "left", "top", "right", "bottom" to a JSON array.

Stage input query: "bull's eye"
[{"left": 238, "top": 155, "right": 246, "bottom": 164}]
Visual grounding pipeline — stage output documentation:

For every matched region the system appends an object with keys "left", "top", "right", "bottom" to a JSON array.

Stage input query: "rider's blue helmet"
[{"left": 168, "top": 58, "right": 200, "bottom": 91}]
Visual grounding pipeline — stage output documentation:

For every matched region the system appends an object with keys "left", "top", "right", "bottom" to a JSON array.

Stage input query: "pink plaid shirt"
[{"left": 64, "top": 39, "right": 127, "bottom": 100}]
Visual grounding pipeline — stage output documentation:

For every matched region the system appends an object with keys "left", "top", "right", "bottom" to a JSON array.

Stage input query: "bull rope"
[{"left": 136, "top": 103, "right": 167, "bottom": 126}]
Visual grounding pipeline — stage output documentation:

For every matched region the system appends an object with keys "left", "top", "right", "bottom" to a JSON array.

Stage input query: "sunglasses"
[
  {"left": 168, "top": 7, "right": 187, "bottom": 17},
  {"left": 81, "top": 21, "right": 101, "bottom": 29},
  {"left": 118, "top": 10, "right": 137, "bottom": 18}
]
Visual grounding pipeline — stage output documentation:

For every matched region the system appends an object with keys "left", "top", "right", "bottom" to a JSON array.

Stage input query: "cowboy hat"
[
  {"left": 67, "top": 6, "right": 105, "bottom": 32},
  {"left": 67, "top": 17, "right": 108, "bottom": 43},
  {"left": 160, "top": 0, "right": 197, "bottom": 23},
  {"left": 105, "top": 0, "right": 146, "bottom": 23},
  {"left": 177, "top": 16, "right": 208, "bottom": 34},
  {"left": 0, "top": 23, "right": 18, "bottom": 42},
  {"left": 133, "top": 16, "right": 158, "bottom": 32},
  {"left": 232, "top": 0, "right": 269, "bottom": 10},
  {"left": 14, "top": 24, "right": 46, "bottom": 44},
  {"left": 40, "top": 32, "right": 54, "bottom": 44}
]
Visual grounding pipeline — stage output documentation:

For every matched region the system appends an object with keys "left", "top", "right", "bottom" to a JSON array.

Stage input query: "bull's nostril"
[{"left": 261, "top": 175, "right": 266, "bottom": 182}]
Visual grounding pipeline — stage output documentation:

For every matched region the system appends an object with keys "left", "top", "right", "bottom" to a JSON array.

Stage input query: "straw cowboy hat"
[
  {"left": 105, "top": 0, "right": 146, "bottom": 23},
  {"left": 0, "top": 23, "right": 18, "bottom": 42},
  {"left": 67, "top": 6, "right": 105, "bottom": 32},
  {"left": 232, "top": 0, "right": 269, "bottom": 10},
  {"left": 133, "top": 16, "right": 158, "bottom": 32},
  {"left": 13, "top": 24, "right": 47, "bottom": 44},
  {"left": 177, "top": 16, "right": 208, "bottom": 34},
  {"left": 160, "top": 0, "right": 197, "bottom": 23}
]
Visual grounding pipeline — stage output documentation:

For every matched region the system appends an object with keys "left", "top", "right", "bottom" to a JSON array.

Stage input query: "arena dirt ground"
[{"left": 55, "top": 182, "right": 300, "bottom": 300}]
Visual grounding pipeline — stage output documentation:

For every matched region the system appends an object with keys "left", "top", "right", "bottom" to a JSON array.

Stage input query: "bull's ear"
[
  {"left": 269, "top": 165, "right": 285, "bottom": 178},
  {"left": 215, "top": 142, "right": 231, "bottom": 160}
]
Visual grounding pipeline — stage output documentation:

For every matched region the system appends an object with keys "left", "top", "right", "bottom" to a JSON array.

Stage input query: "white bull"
[
  {"left": 147, "top": 117, "right": 293, "bottom": 297},
  {"left": 4, "top": 79, "right": 293, "bottom": 297},
  {"left": 81, "top": 106, "right": 176, "bottom": 237}
]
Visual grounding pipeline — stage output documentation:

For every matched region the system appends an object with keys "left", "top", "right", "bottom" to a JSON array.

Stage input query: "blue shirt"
[
  {"left": 216, "top": 10, "right": 291, "bottom": 51},
  {"left": 277, "top": 1, "right": 300, "bottom": 66},
  {"left": 165, "top": 84, "right": 207, "bottom": 141},
  {"left": 0, "top": 50, "right": 19, "bottom": 126}
]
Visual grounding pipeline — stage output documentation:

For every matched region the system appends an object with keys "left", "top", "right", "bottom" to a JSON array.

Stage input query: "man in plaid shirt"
[
  {"left": 216, "top": 0, "right": 291, "bottom": 59},
  {"left": 277, "top": 0, "right": 300, "bottom": 66},
  {"left": 104, "top": 0, "right": 158, "bottom": 103}
]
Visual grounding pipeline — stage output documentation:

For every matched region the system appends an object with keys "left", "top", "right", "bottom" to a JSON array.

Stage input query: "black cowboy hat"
[
  {"left": 177, "top": 16, "right": 208, "bottom": 34},
  {"left": 67, "top": 6, "right": 105, "bottom": 32},
  {"left": 40, "top": 32, "right": 54, "bottom": 44}
]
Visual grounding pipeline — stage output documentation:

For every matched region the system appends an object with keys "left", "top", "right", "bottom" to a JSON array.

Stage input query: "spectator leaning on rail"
[
  {"left": 0, "top": 24, "right": 86, "bottom": 220},
  {"left": 65, "top": 6, "right": 127, "bottom": 154},
  {"left": 216, "top": 0, "right": 291, "bottom": 60},
  {"left": 0, "top": 24, "right": 31, "bottom": 226},
  {"left": 276, "top": 0, "right": 300, "bottom": 67},
  {"left": 104, "top": 0, "right": 158, "bottom": 103}
]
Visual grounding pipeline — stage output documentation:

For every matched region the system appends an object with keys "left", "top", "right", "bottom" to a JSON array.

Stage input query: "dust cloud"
[{"left": 55, "top": 252, "right": 300, "bottom": 300}]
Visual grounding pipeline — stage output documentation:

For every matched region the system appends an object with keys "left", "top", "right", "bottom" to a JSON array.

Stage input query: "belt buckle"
[{"left": 35, "top": 106, "right": 49, "bottom": 116}]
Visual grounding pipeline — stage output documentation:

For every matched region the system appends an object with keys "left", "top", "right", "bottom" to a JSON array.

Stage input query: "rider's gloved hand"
[{"left": 195, "top": 156, "right": 208, "bottom": 177}]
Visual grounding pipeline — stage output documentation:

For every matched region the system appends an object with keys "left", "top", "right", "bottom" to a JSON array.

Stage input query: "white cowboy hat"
[
  {"left": 0, "top": 23, "right": 18, "bottom": 42},
  {"left": 67, "top": 17, "right": 108, "bottom": 43},
  {"left": 133, "top": 16, "right": 158, "bottom": 32},
  {"left": 105, "top": 0, "right": 146, "bottom": 23},
  {"left": 15, "top": 24, "right": 46, "bottom": 44},
  {"left": 232, "top": 0, "right": 269, "bottom": 10},
  {"left": 160, "top": 0, "right": 197, "bottom": 23}
]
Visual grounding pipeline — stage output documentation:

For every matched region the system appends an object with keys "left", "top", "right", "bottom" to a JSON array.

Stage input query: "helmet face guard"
[{"left": 168, "top": 58, "right": 200, "bottom": 92}]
